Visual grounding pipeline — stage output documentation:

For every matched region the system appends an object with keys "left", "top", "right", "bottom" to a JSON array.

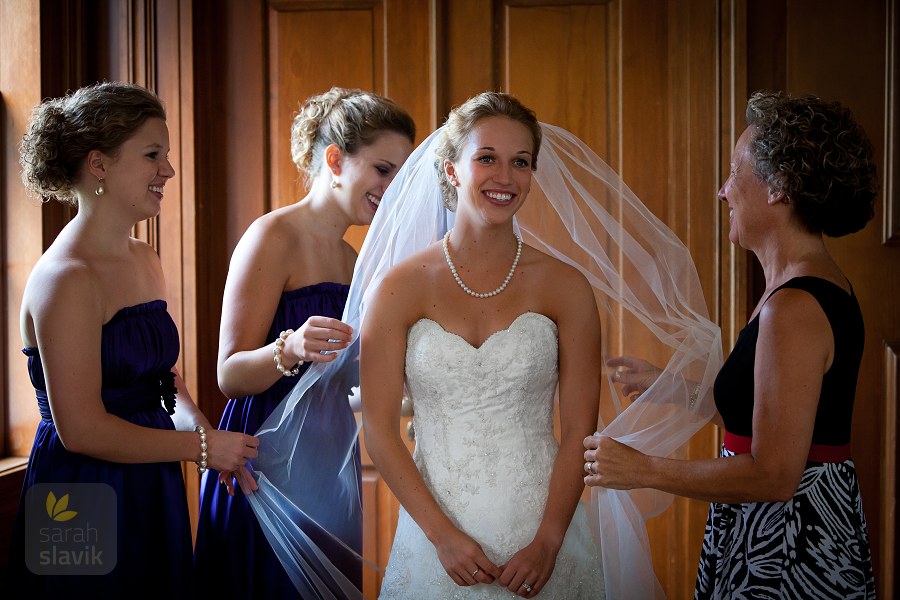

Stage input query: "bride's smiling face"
[{"left": 445, "top": 116, "right": 534, "bottom": 224}]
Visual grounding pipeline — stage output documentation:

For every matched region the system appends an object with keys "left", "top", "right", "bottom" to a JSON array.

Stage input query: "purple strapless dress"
[
  {"left": 194, "top": 282, "right": 361, "bottom": 598},
  {"left": 6, "top": 300, "right": 194, "bottom": 597}
]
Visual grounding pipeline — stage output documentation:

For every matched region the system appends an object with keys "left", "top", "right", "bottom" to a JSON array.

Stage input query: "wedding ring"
[
  {"left": 471, "top": 567, "right": 479, "bottom": 578},
  {"left": 522, "top": 582, "right": 533, "bottom": 593},
  {"left": 584, "top": 461, "right": 592, "bottom": 474}
]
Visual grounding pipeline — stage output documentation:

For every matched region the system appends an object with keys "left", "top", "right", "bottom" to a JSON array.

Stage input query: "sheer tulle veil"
[{"left": 246, "top": 122, "right": 723, "bottom": 599}]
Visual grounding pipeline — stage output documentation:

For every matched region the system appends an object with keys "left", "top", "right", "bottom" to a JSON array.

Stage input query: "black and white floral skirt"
[{"left": 695, "top": 448, "right": 875, "bottom": 599}]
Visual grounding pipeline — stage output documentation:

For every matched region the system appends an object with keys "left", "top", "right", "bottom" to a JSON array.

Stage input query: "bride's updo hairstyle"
[
  {"left": 745, "top": 90, "right": 877, "bottom": 237},
  {"left": 290, "top": 87, "right": 416, "bottom": 187},
  {"left": 435, "top": 91, "right": 542, "bottom": 211},
  {"left": 19, "top": 81, "right": 166, "bottom": 205}
]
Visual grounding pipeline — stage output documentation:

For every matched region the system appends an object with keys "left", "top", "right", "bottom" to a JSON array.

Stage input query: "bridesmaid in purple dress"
[
  {"left": 194, "top": 87, "right": 414, "bottom": 598},
  {"left": 7, "top": 82, "right": 260, "bottom": 597}
]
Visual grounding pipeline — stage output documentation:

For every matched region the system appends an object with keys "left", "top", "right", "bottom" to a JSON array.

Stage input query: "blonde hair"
[{"left": 290, "top": 87, "right": 415, "bottom": 185}]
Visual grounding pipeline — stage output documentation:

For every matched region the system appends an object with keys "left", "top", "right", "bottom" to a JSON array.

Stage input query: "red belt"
[{"left": 723, "top": 431, "right": 851, "bottom": 463}]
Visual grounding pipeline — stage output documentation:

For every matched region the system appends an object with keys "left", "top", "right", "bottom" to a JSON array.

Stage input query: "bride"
[
  {"left": 245, "top": 89, "right": 720, "bottom": 599},
  {"left": 361, "top": 92, "right": 605, "bottom": 598}
]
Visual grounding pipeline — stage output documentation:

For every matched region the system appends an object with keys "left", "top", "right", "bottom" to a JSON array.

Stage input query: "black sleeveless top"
[{"left": 713, "top": 276, "right": 864, "bottom": 445}]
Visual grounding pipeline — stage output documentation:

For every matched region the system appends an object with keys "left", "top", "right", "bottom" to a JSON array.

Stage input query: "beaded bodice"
[{"left": 404, "top": 312, "right": 559, "bottom": 562}]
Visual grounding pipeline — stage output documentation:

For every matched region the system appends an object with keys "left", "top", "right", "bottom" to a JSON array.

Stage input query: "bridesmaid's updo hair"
[
  {"left": 435, "top": 91, "right": 541, "bottom": 211},
  {"left": 19, "top": 81, "right": 166, "bottom": 205},
  {"left": 745, "top": 90, "right": 878, "bottom": 237},
  {"left": 290, "top": 87, "right": 416, "bottom": 185}
]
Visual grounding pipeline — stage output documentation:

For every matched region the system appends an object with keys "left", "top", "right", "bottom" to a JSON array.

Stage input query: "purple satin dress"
[
  {"left": 194, "top": 282, "right": 361, "bottom": 599},
  {"left": 6, "top": 300, "right": 194, "bottom": 597}
]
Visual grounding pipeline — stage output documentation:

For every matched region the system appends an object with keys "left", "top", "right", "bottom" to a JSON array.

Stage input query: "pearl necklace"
[{"left": 442, "top": 229, "right": 522, "bottom": 298}]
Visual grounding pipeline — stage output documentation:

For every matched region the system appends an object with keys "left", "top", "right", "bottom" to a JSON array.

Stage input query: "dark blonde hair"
[
  {"left": 745, "top": 90, "right": 877, "bottom": 236},
  {"left": 435, "top": 91, "right": 541, "bottom": 211},
  {"left": 290, "top": 87, "right": 416, "bottom": 184},
  {"left": 19, "top": 81, "right": 166, "bottom": 205}
]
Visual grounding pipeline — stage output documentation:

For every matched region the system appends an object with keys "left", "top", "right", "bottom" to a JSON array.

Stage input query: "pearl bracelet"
[
  {"left": 195, "top": 425, "right": 209, "bottom": 474},
  {"left": 273, "top": 329, "right": 303, "bottom": 376}
]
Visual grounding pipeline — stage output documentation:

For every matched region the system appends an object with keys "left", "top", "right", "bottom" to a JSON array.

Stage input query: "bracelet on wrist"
[
  {"left": 195, "top": 425, "right": 209, "bottom": 474},
  {"left": 273, "top": 329, "right": 303, "bottom": 376}
]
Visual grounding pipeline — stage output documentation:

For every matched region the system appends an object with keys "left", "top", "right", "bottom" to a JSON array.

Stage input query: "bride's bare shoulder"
[
  {"left": 523, "top": 244, "right": 591, "bottom": 287},
  {"left": 370, "top": 243, "right": 445, "bottom": 302}
]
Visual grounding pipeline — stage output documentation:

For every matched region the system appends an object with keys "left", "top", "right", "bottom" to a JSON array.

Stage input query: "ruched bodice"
[
  {"left": 8, "top": 300, "right": 193, "bottom": 597},
  {"left": 379, "top": 312, "right": 604, "bottom": 599},
  {"left": 24, "top": 299, "right": 180, "bottom": 417}
]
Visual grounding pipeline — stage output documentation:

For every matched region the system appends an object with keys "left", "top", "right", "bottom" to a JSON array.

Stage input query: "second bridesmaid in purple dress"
[{"left": 194, "top": 86, "right": 414, "bottom": 598}]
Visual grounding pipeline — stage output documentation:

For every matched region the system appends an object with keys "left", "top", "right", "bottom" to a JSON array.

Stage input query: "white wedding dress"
[{"left": 378, "top": 312, "right": 605, "bottom": 599}]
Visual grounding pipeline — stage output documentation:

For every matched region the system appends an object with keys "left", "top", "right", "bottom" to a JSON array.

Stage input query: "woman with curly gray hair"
[
  {"left": 194, "top": 86, "right": 414, "bottom": 598},
  {"left": 8, "top": 81, "right": 260, "bottom": 597},
  {"left": 585, "top": 90, "right": 876, "bottom": 598}
]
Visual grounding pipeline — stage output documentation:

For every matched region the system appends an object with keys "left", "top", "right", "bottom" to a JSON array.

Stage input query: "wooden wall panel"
[
  {"left": 886, "top": 0, "right": 900, "bottom": 246},
  {"left": 268, "top": 6, "right": 379, "bottom": 211},
  {"left": 883, "top": 342, "right": 898, "bottom": 599},
  {"left": 1, "top": 0, "right": 43, "bottom": 460},
  {"left": 189, "top": 0, "right": 269, "bottom": 425},
  {"left": 661, "top": 2, "right": 727, "bottom": 593},
  {"left": 504, "top": 2, "right": 613, "bottom": 155},
  {"left": 267, "top": 0, "right": 431, "bottom": 253},
  {"left": 437, "top": 0, "right": 495, "bottom": 115}
]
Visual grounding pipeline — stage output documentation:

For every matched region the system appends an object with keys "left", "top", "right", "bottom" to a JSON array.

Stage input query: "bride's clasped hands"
[{"left": 433, "top": 522, "right": 562, "bottom": 596}]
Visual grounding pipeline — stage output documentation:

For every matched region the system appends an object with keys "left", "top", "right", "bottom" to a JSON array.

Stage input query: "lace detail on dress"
[{"left": 379, "top": 312, "right": 604, "bottom": 599}]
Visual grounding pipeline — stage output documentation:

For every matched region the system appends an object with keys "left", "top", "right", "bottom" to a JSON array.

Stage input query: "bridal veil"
[{"left": 246, "top": 122, "right": 723, "bottom": 599}]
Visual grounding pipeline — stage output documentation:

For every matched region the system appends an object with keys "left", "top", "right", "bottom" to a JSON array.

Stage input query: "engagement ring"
[
  {"left": 522, "top": 582, "right": 533, "bottom": 593},
  {"left": 471, "top": 568, "right": 479, "bottom": 578}
]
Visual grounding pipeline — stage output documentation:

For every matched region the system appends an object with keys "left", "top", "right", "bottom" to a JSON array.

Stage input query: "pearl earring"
[{"left": 95, "top": 178, "right": 105, "bottom": 196}]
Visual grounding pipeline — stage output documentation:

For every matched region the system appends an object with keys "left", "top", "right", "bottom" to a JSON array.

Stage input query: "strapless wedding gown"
[{"left": 378, "top": 312, "right": 604, "bottom": 599}]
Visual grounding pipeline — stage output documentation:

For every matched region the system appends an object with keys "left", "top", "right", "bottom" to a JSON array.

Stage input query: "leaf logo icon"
[{"left": 45, "top": 491, "right": 78, "bottom": 522}]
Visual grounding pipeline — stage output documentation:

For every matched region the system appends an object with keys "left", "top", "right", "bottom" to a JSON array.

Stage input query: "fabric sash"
[{"left": 723, "top": 431, "right": 851, "bottom": 463}]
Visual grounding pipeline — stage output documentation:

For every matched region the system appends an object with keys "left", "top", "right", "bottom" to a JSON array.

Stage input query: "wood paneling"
[
  {"left": 191, "top": 0, "right": 255, "bottom": 426},
  {"left": 266, "top": 0, "right": 432, "bottom": 253},
  {"left": 883, "top": 341, "right": 899, "bottom": 599},
  {"left": 268, "top": 5, "right": 380, "bottom": 210},
  {"left": 886, "top": 0, "right": 900, "bottom": 245}
]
